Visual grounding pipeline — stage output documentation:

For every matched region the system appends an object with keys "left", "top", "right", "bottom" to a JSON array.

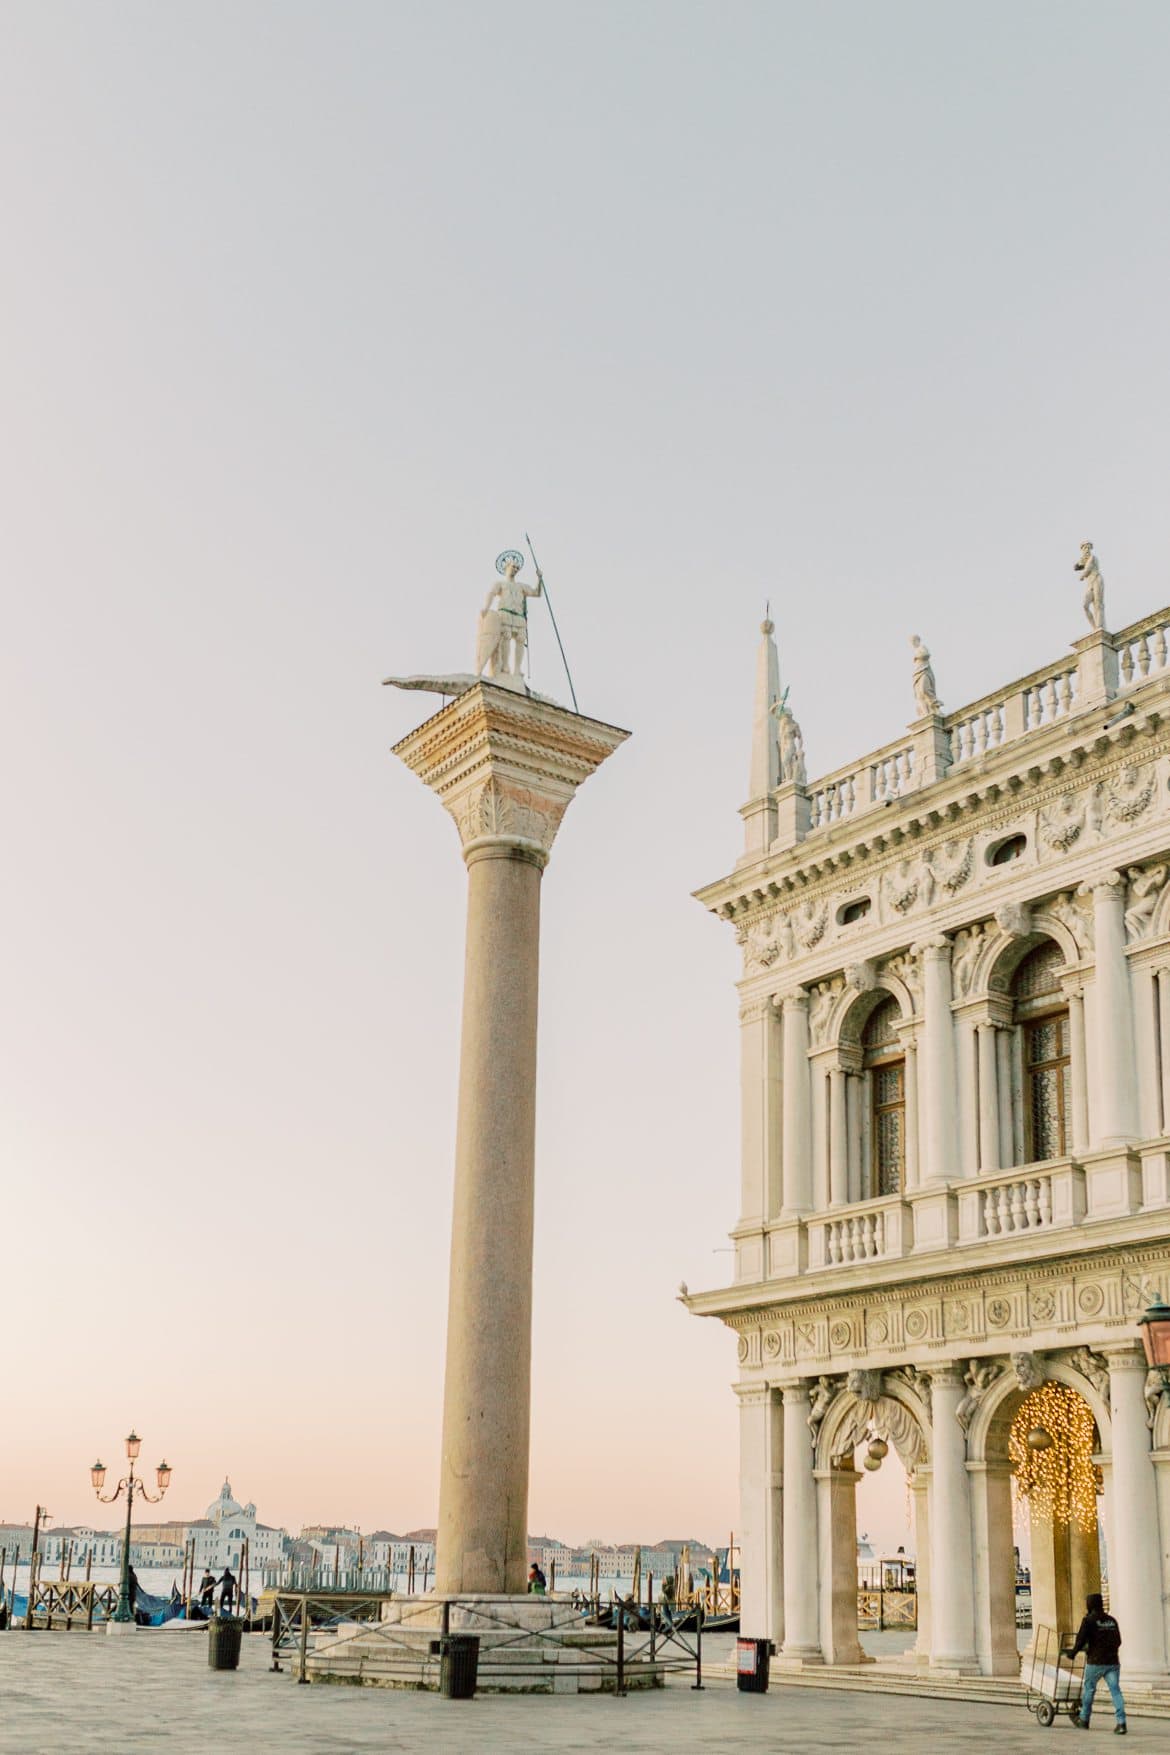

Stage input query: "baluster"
[
  {"left": 990, "top": 703, "right": 1003, "bottom": 747},
  {"left": 1043, "top": 678, "right": 1057, "bottom": 721},
  {"left": 1058, "top": 671, "right": 1073, "bottom": 715},
  {"left": 1038, "top": 1179, "right": 1052, "bottom": 1227},
  {"left": 1120, "top": 641, "right": 1134, "bottom": 684},
  {"left": 828, "top": 1222, "right": 841, "bottom": 1264},
  {"left": 1139, "top": 633, "right": 1151, "bottom": 677},
  {"left": 871, "top": 762, "right": 884, "bottom": 803},
  {"left": 873, "top": 1212, "right": 885, "bottom": 1255},
  {"left": 982, "top": 1189, "right": 997, "bottom": 1236},
  {"left": 844, "top": 774, "right": 856, "bottom": 815},
  {"left": 1024, "top": 1181, "right": 1040, "bottom": 1228},
  {"left": 997, "top": 1185, "right": 1013, "bottom": 1233},
  {"left": 1157, "top": 626, "right": 1168, "bottom": 669},
  {"left": 1009, "top": 1181, "right": 1026, "bottom": 1232}
]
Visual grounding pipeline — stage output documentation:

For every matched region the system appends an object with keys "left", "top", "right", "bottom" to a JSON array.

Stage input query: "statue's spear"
[{"left": 525, "top": 532, "right": 579, "bottom": 714}]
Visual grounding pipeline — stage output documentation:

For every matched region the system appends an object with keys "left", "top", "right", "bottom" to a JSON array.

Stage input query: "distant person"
[
  {"left": 198, "top": 1570, "right": 216, "bottom": 1613},
  {"left": 527, "top": 1563, "right": 546, "bottom": 1596},
  {"left": 126, "top": 1565, "right": 140, "bottom": 1615},
  {"left": 1072, "top": 1592, "right": 1126, "bottom": 1734},
  {"left": 218, "top": 1567, "right": 236, "bottom": 1615}
]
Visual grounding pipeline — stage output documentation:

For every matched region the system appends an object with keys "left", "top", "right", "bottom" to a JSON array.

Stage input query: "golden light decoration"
[{"left": 1009, "top": 1383, "right": 1097, "bottom": 1532}]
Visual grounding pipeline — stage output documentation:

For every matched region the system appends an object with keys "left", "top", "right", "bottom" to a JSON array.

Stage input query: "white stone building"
[{"left": 687, "top": 585, "right": 1170, "bottom": 1681}]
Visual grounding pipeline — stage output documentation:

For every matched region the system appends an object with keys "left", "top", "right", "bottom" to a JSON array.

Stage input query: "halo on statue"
[{"left": 496, "top": 549, "right": 525, "bottom": 575}]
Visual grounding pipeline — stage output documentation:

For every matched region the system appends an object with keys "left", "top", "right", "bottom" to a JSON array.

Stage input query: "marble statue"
[
  {"left": 956, "top": 1359, "right": 1002, "bottom": 1433},
  {"left": 910, "top": 635, "right": 941, "bottom": 717},
  {"left": 477, "top": 551, "right": 543, "bottom": 681},
  {"left": 1076, "top": 542, "right": 1105, "bottom": 631},
  {"left": 770, "top": 695, "right": 807, "bottom": 786},
  {"left": 384, "top": 549, "right": 559, "bottom": 704}
]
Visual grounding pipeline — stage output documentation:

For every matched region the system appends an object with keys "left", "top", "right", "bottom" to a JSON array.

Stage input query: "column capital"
[
  {"left": 912, "top": 936, "right": 952, "bottom": 960},
  {"left": 779, "top": 990, "right": 809, "bottom": 1015},
  {"left": 392, "top": 682, "right": 628, "bottom": 864},
  {"left": 781, "top": 1382, "right": 811, "bottom": 1405},
  {"left": 1083, "top": 869, "right": 1126, "bottom": 902},
  {"left": 1101, "top": 1343, "right": 1150, "bottom": 1373},
  {"left": 928, "top": 1365, "right": 965, "bottom": 1391}
]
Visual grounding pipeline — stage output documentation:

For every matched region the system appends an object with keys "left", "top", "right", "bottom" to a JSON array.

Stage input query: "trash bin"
[
  {"left": 208, "top": 1616, "right": 243, "bottom": 1671},
  {"left": 438, "top": 1632, "right": 480, "bottom": 1699},
  {"left": 736, "top": 1635, "right": 773, "bottom": 1693}
]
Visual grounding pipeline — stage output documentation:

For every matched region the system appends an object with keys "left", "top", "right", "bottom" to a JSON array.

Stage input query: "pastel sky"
[{"left": 3, "top": 1, "right": 1168, "bottom": 1555}]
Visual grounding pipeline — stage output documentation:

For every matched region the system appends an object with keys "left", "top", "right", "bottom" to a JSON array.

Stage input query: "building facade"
[{"left": 688, "top": 585, "right": 1170, "bottom": 1681}]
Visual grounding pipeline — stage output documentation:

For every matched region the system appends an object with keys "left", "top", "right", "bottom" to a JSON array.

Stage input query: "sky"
[{"left": 2, "top": 1, "right": 1169, "bottom": 1554}]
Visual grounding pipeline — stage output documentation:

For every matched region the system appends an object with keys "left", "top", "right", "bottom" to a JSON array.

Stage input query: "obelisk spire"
[{"left": 748, "top": 614, "right": 781, "bottom": 799}]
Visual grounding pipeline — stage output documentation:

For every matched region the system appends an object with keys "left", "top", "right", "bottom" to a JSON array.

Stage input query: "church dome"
[{"left": 207, "top": 1478, "right": 244, "bottom": 1523}]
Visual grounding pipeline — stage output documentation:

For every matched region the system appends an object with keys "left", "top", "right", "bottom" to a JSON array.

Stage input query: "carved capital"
[{"left": 392, "top": 683, "right": 628, "bottom": 864}]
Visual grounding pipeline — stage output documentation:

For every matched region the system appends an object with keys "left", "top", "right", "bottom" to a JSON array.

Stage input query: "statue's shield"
[{"left": 476, "top": 608, "right": 502, "bottom": 676}]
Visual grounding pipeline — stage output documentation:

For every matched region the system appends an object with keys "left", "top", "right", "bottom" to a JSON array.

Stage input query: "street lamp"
[
  {"left": 91, "top": 1430, "right": 172, "bottom": 1626},
  {"left": 1138, "top": 1299, "right": 1170, "bottom": 1401}
]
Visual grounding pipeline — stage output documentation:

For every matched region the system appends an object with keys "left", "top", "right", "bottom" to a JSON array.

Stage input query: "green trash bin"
[
  {"left": 439, "top": 1633, "right": 480, "bottom": 1699},
  {"left": 208, "top": 1616, "right": 243, "bottom": 1671}
]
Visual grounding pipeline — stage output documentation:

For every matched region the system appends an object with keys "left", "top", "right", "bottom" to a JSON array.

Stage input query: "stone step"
[{"left": 708, "top": 1662, "right": 1170, "bottom": 1718}]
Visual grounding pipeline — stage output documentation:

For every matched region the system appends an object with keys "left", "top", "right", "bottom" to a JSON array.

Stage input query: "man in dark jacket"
[{"left": 1072, "top": 1592, "right": 1126, "bottom": 1733}]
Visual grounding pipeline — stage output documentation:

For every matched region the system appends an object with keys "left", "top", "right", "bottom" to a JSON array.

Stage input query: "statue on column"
[
  {"left": 1075, "top": 542, "right": 1105, "bottom": 631},
  {"left": 770, "top": 691, "right": 807, "bottom": 785},
  {"left": 477, "top": 550, "right": 543, "bottom": 680},
  {"left": 910, "top": 634, "right": 941, "bottom": 717}
]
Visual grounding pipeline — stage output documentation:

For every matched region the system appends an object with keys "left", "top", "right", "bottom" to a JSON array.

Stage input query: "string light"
[{"left": 1009, "top": 1384, "right": 1098, "bottom": 1532}]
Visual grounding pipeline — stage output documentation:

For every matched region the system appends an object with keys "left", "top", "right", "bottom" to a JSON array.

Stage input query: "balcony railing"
[
  {"left": 797, "top": 607, "right": 1170, "bottom": 840},
  {"left": 749, "top": 1144, "right": 1167, "bottom": 1284}
]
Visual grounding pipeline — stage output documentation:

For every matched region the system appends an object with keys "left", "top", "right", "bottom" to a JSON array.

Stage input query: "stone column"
[
  {"left": 781, "top": 994, "right": 812, "bottom": 1215},
  {"left": 1065, "top": 986, "right": 1090, "bottom": 1153},
  {"left": 1158, "top": 969, "right": 1170, "bottom": 1132},
  {"left": 911, "top": 1473, "right": 932, "bottom": 1662},
  {"left": 956, "top": 1017, "right": 978, "bottom": 1178},
  {"left": 780, "top": 1384, "right": 822, "bottom": 1661},
  {"left": 1090, "top": 875, "right": 1140, "bottom": 1145},
  {"left": 969, "top": 1460, "right": 1018, "bottom": 1676},
  {"left": 845, "top": 1073, "right": 862, "bottom": 1202},
  {"left": 392, "top": 683, "right": 628, "bottom": 1596},
  {"left": 1131, "top": 960, "right": 1161, "bottom": 1137},
  {"left": 918, "top": 940, "right": 958, "bottom": 1183},
  {"left": 929, "top": 1367, "right": 978, "bottom": 1670},
  {"left": 737, "top": 1386, "right": 783, "bottom": 1643},
  {"left": 817, "top": 1461, "right": 863, "bottom": 1663},
  {"left": 740, "top": 999, "right": 782, "bottom": 1224},
  {"left": 1104, "top": 1347, "right": 1168, "bottom": 1680},
  {"left": 904, "top": 1039, "right": 920, "bottom": 1191},
  {"left": 828, "top": 1068, "right": 848, "bottom": 1206},
  {"left": 995, "top": 1028, "right": 1014, "bottom": 1167},
  {"left": 977, "top": 1024, "right": 1000, "bottom": 1172}
]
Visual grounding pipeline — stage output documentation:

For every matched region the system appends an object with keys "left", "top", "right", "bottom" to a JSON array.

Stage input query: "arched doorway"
[
  {"left": 972, "top": 1364, "right": 1108, "bottom": 1674},
  {"left": 815, "top": 1380, "right": 930, "bottom": 1665}
]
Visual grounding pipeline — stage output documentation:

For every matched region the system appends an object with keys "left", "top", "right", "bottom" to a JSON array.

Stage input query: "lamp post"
[
  {"left": 1138, "top": 1298, "right": 1170, "bottom": 1403},
  {"left": 91, "top": 1431, "right": 172, "bottom": 1626}
]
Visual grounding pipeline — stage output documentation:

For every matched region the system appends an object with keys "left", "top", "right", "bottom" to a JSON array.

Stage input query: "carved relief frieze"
[
  {"left": 884, "top": 950, "right": 922, "bottom": 1011},
  {"left": 1125, "top": 863, "right": 1169, "bottom": 941},
  {"left": 951, "top": 923, "right": 987, "bottom": 998},
  {"left": 1039, "top": 790, "right": 1095, "bottom": 856},
  {"left": 794, "top": 896, "right": 828, "bottom": 949},
  {"left": 955, "top": 1359, "right": 1005, "bottom": 1432},
  {"left": 1066, "top": 1346, "right": 1111, "bottom": 1407},
  {"left": 809, "top": 978, "right": 844, "bottom": 1047},
  {"left": 927, "top": 835, "right": 975, "bottom": 894},
  {"left": 1104, "top": 760, "right": 1157, "bottom": 826},
  {"left": 882, "top": 857, "right": 932, "bottom": 918}
]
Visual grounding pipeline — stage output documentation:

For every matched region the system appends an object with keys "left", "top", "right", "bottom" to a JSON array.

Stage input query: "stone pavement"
[{"left": 0, "top": 1627, "right": 1137, "bottom": 1753}]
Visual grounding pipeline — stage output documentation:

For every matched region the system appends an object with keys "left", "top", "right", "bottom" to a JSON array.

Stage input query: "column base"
[
  {"left": 777, "top": 1645, "right": 824, "bottom": 1667},
  {"left": 105, "top": 1619, "right": 138, "bottom": 1636}
]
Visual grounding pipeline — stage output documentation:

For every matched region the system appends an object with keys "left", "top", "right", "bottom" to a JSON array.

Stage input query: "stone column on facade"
[
  {"left": 1157, "top": 969, "right": 1170, "bottom": 1134},
  {"left": 1130, "top": 959, "right": 1162, "bottom": 1138},
  {"left": 740, "top": 999, "right": 782, "bottom": 1225},
  {"left": 995, "top": 1027, "right": 1015, "bottom": 1167},
  {"left": 956, "top": 1016, "right": 979, "bottom": 1179},
  {"left": 392, "top": 683, "right": 628, "bottom": 1596},
  {"left": 811, "top": 1059, "right": 830, "bottom": 1210},
  {"left": 929, "top": 1367, "right": 978, "bottom": 1670},
  {"left": 977, "top": 1023, "right": 1000, "bottom": 1173},
  {"left": 1090, "top": 875, "right": 1140, "bottom": 1145},
  {"left": 780, "top": 1384, "right": 822, "bottom": 1662},
  {"left": 969, "top": 1460, "right": 1019, "bottom": 1676},
  {"left": 817, "top": 1460, "right": 864, "bottom": 1664},
  {"left": 1064, "top": 985, "right": 1090, "bottom": 1154},
  {"left": 781, "top": 994, "right": 812, "bottom": 1215},
  {"left": 737, "top": 1385, "right": 783, "bottom": 1644},
  {"left": 845, "top": 1073, "right": 862, "bottom": 1203},
  {"left": 904, "top": 1038, "right": 920, "bottom": 1191},
  {"left": 1103, "top": 1347, "right": 1168, "bottom": 1680},
  {"left": 828, "top": 1067, "right": 848, "bottom": 1207},
  {"left": 918, "top": 940, "right": 958, "bottom": 1183},
  {"left": 911, "top": 1473, "right": 932, "bottom": 1663}
]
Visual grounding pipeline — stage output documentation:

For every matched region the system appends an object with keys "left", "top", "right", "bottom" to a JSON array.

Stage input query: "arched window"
[
  {"left": 863, "top": 996, "right": 904, "bottom": 1196},
  {"left": 1013, "top": 940, "right": 1070, "bottom": 1163}
]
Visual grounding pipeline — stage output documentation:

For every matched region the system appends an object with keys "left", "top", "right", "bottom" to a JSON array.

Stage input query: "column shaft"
[
  {"left": 738, "top": 1389, "right": 783, "bottom": 1643},
  {"left": 904, "top": 1041, "right": 920, "bottom": 1191},
  {"left": 436, "top": 845, "right": 542, "bottom": 1594},
  {"left": 919, "top": 942, "right": 957, "bottom": 1182},
  {"left": 1105, "top": 1350, "right": 1168, "bottom": 1679},
  {"left": 957, "top": 1017, "right": 978, "bottom": 1178},
  {"left": 1091, "top": 876, "right": 1139, "bottom": 1144},
  {"left": 828, "top": 1069, "right": 848, "bottom": 1206},
  {"left": 1158, "top": 969, "right": 1170, "bottom": 1133},
  {"left": 995, "top": 1027, "right": 1014, "bottom": 1168},
  {"left": 1131, "top": 961, "right": 1161, "bottom": 1137},
  {"left": 740, "top": 1002, "right": 782, "bottom": 1222},
  {"left": 977, "top": 1024, "right": 1000, "bottom": 1172},
  {"left": 1067, "top": 989, "right": 1090, "bottom": 1153},
  {"left": 781, "top": 996, "right": 812, "bottom": 1213},
  {"left": 929, "top": 1369, "right": 977, "bottom": 1669},
  {"left": 781, "top": 1386, "right": 821, "bottom": 1660}
]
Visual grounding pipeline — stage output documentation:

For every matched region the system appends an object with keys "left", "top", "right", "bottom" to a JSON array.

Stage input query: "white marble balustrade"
[{"left": 806, "top": 1194, "right": 909, "bottom": 1270}]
